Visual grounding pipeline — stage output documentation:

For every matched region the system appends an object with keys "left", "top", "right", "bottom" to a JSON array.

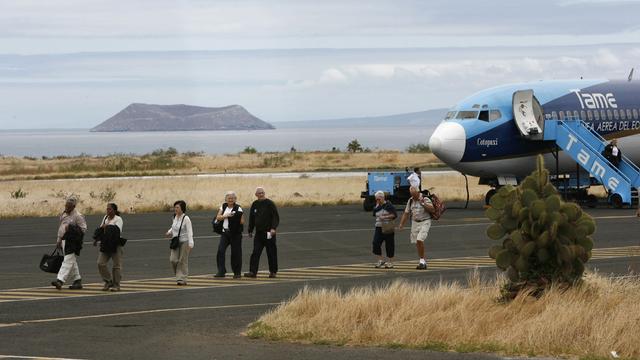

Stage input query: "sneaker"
[
  {"left": 233, "top": 274, "right": 241, "bottom": 279},
  {"left": 69, "top": 280, "right": 83, "bottom": 290},
  {"left": 214, "top": 273, "right": 225, "bottom": 278},
  {"left": 269, "top": 272, "right": 277, "bottom": 278},
  {"left": 110, "top": 286, "right": 120, "bottom": 292},
  {"left": 374, "top": 260, "right": 386, "bottom": 268},
  {"left": 244, "top": 272, "right": 257, "bottom": 278},
  {"left": 416, "top": 262, "right": 427, "bottom": 270},
  {"left": 102, "top": 281, "right": 112, "bottom": 291},
  {"left": 384, "top": 262, "right": 394, "bottom": 269},
  {"left": 51, "top": 280, "right": 62, "bottom": 290}
]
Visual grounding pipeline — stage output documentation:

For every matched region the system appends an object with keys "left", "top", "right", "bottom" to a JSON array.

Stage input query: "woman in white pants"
[{"left": 165, "top": 200, "right": 194, "bottom": 285}]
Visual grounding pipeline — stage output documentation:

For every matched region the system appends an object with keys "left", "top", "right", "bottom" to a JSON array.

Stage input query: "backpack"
[{"left": 413, "top": 190, "right": 446, "bottom": 220}]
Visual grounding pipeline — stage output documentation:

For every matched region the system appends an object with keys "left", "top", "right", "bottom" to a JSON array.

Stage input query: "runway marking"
[
  {"left": 0, "top": 302, "right": 280, "bottom": 329},
  {"left": 0, "top": 213, "right": 636, "bottom": 250},
  {"left": 0, "top": 356, "right": 88, "bottom": 360},
  {"left": 0, "top": 246, "right": 637, "bottom": 303},
  {"left": 0, "top": 222, "right": 494, "bottom": 250}
]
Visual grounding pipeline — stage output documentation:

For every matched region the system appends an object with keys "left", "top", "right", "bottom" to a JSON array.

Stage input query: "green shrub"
[
  {"left": 99, "top": 187, "right": 117, "bottom": 202},
  {"left": 347, "top": 139, "right": 363, "bottom": 153},
  {"left": 10, "top": 188, "right": 28, "bottom": 199},
  {"left": 406, "top": 143, "right": 431, "bottom": 153},
  {"left": 242, "top": 146, "right": 258, "bottom": 154}
]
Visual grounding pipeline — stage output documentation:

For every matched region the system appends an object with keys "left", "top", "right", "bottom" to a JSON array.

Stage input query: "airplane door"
[{"left": 513, "top": 89, "right": 544, "bottom": 140}]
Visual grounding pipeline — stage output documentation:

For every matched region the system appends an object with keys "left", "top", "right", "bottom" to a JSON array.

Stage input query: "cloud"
[
  {"left": 2, "top": 0, "right": 640, "bottom": 55},
  {"left": 592, "top": 49, "right": 622, "bottom": 68},
  {"left": 318, "top": 68, "right": 349, "bottom": 84}
]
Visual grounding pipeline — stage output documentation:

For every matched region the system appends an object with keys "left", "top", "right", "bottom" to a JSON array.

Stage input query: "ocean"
[{"left": 0, "top": 127, "right": 435, "bottom": 157}]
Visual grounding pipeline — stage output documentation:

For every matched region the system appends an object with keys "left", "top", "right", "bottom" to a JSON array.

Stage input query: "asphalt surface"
[{"left": 1, "top": 202, "right": 639, "bottom": 360}]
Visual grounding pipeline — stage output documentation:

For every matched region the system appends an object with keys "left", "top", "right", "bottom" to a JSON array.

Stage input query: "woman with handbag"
[
  {"left": 372, "top": 191, "right": 397, "bottom": 268},
  {"left": 165, "top": 200, "right": 194, "bottom": 285},
  {"left": 214, "top": 191, "right": 244, "bottom": 279},
  {"left": 94, "top": 203, "right": 124, "bottom": 291}
]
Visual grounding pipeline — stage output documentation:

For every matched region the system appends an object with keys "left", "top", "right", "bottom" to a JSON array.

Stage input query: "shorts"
[{"left": 410, "top": 219, "right": 431, "bottom": 244}]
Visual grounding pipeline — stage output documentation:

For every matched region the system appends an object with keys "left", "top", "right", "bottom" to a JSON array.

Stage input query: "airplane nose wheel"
[
  {"left": 609, "top": 193, "right": 623, "bottom": 209},
  {"left": 485, "top": 189, "right": 497, "bottom": 206}
]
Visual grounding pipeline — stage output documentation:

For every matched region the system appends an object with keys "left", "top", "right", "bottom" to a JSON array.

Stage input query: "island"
[{"left": 91, "top": 103, "right": 274, "bottom": 132}]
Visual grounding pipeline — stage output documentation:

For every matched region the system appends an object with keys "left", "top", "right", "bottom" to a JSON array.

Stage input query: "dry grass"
[
  {"left": 0, "top": 172, "right": 485, "bottom": 218},
  {"left": 248, "top": 272, "right": 640, "bottom": 359},
  {"left": 0, "top": 152, "right": 443, "bottom": 181}
]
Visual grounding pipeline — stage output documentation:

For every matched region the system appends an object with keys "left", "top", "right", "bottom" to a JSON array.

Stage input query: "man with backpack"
[{"left": 397, "top": 186, "right": 435, "bottom": 270}]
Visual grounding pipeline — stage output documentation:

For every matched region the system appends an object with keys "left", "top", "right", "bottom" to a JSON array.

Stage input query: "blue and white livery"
[{"left": 428, "top": 79, "right": 640, "bottom": 206}]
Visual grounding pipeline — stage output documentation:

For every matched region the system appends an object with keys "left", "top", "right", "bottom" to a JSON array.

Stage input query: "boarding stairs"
[
  {"left": 543, "top": 119, "right": 640, "bottom": 206},
  {"left": 513, "top": 89, "right": 640, "bottom": 206}
]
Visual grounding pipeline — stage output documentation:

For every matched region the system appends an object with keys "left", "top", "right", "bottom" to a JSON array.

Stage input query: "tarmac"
[{"left": 0, "top": 202, "right": 639, "bottom": 359}]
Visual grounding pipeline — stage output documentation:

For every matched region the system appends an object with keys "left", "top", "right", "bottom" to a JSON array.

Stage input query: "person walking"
[
  {"left": 372, "top": 191, "right": 397, "bottom": 268},
  {"left": 603, "top": 139, "right": 622, "bottom": 167},
  {"left": 165, "top": 200, "right": 194, "bottom": 285},
  {"left": 51, "top": 197, "right": 88, "bottom": 290},
  {"left": 214, "top": 191, "right": 244, "bottom": 279},
  {"left": 397, "top": 186, "right": 434, "bottom": 270},
  {"left": 94, "top": 203, "right": 125, "bottom": 291},
  {"left": 245, "top": 187, "right": 280, "bottom": 278}
]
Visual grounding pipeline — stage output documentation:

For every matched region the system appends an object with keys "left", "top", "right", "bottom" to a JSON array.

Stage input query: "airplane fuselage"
[{"left": 429, "top": 79, "right": 640, "bottom": 183}]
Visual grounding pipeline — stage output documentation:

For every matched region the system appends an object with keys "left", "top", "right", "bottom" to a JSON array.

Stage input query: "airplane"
[{"left": 427, "top": 77, "right": 640, "bottom": 207}]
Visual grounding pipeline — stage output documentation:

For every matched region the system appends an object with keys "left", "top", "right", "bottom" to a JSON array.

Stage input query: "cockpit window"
[
  {"left": 489, "top": 110, "right": 502, "bottom": 121},
  {"left": 455, "top": 111, "right": 479, "bottom": 119},
  {"left": 444, "top": 111, "right": 456, "bottom": 120},
  {"left": 478, "top": 110, "right": 489, "bottom": 121}
]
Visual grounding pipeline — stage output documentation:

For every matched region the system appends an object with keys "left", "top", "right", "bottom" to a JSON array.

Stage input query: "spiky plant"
[{"left": 485, "top": 155, "right": 596, "bottom": 299}]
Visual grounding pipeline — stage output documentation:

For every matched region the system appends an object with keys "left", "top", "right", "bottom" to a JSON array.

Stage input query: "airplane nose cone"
[{"left": 428, "top": 122, "right": 466, "bottom": 164}]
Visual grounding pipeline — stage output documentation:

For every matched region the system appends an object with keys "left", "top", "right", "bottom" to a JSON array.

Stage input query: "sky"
[{"left": 1, "top": 0, "right": 639, "bottom": 128}]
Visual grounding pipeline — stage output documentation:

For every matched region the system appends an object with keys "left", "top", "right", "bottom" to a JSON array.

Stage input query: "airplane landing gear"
[{"left": 484, "top": 189, "right": 497, "bottom": 206}]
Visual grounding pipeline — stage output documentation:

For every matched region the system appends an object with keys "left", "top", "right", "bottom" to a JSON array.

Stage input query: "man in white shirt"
[
  {"left": 51, "top": 197, "right": 87, "bottom": 290},
  {"left": 397, "top": 186, "right": 434, "bottom": 270}
]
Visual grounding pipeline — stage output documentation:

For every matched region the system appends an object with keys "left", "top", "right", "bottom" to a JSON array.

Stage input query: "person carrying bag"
[
  {"left": 371, "top": 191, "right": 398, "bottom": 269},
  {"left": 165, "top": 200, "right": 194, "bottom": 286}
]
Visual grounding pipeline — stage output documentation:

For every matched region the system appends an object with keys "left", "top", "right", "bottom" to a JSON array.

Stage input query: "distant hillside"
[
  {"left": 273, "top": 108, "right": 448, "bottom": 129},
  {"left": 91, "top": 103, "right": 274, "bottom": 132}
]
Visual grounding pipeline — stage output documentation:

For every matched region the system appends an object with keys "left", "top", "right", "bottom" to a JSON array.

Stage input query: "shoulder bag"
[{"left": 170, "top": 215, "right": 185, "bottom": 250}]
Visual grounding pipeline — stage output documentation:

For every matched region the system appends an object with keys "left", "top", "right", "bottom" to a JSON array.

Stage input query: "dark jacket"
[
  {"left": 62, "top": 224, "right": 84, "bottom": 256},
  {"left": 94, "top": 224, "right": 121, "bottom": 254},
  {"left": 373, "top": 201, "right": 397, "bottom": 220},
  {"left": 248, "top": 199, "right": 279, "bottom": 233},
  {"left": 603, "top": 144, "right": 622, "bottom": 165},
  {"left": 221, "top": 203, "right": 244, "bottom": 235}
]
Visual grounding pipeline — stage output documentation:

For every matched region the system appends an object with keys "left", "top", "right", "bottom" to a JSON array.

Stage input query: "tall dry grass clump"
[{"left": 249, "top": 273, "right": 640, "bottom": 359}]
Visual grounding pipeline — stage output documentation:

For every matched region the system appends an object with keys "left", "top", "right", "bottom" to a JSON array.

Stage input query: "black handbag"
[
  {"left": 170, "top": 215, "right": 185, "bottom": 250},
  {"left": 212, "top": 203, "right": 226, "bottom": 235},
  {"left": 40, "top": 247, "right": 64, "bottom": 273},
  {"left": 212, "top": 219, "right": 223, "bottom": 235}
]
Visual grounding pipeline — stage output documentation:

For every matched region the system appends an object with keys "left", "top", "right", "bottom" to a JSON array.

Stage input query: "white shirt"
[
  {"left": 612, "top": 146, "right": 619, "bottom": 156},
  {"left": 101, "top": 215, "right": 123, "bottom": 232},
  {"left": 220, "top": 205, "right": 243, "bottom": 230},
  {"left": 168, "top": 214, "right": 194, "bottom": 248},
  {"left": 407, "top": 172, "right": 421, "bottom": 188}
]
